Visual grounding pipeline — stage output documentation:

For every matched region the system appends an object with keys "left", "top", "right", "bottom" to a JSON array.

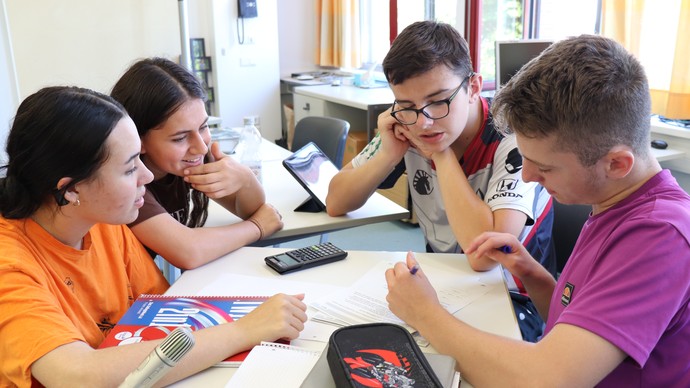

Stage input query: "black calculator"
[{"left": 265, "top": 242, "right": 348, "bottom": 274}]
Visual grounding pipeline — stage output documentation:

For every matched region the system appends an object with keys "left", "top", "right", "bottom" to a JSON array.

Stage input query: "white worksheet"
[{"left": 310, "top": 260, "right": 491, "bottom": 329}]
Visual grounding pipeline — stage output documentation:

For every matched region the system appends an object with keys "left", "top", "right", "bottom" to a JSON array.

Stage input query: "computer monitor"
[{"left": 495, "top": 39, "right": 553, "bottom": 91}]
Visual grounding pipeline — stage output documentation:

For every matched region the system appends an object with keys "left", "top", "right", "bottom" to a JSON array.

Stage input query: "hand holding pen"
[
  {"left": 465, "top": 231, "right": 521, "bottom": 258},
  {"left": 385, "top": 252, "right": 441, "bottom": 323},
  {"left": 386, "top": 251, "right": 421, "bottom": 279},
  {"left": 404, "top": 251, "right": 422, "bottom": 276},
  {"left": 465, "top": 232, "right": 548, "bottom": 281}
]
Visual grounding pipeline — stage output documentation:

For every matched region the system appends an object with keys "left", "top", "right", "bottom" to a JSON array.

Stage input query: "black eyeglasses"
[{"left": 390, "top": 73, "right": 474, "bottom": 125}]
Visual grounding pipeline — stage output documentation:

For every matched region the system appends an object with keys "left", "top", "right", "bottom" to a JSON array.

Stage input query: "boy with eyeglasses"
[{"left": 326, "top": 20, "right": 555, "bottom": 342}]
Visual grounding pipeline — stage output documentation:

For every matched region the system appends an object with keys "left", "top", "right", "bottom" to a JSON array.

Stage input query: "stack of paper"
[{"left": 309, "top": 260, "right": 491, "bottom": 331}]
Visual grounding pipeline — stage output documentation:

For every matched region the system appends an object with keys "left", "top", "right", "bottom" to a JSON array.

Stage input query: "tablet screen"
[{"left": 282, "top": 142, "right": 340, "bottom": 210}]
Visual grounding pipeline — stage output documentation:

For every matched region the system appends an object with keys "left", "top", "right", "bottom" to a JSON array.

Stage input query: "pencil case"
[{"left": 326, "top": 323, "right": 444, "bottom": 387}]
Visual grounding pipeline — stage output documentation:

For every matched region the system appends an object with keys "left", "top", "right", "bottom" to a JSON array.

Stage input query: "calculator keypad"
[{"left": 287, "top": 243, "right": 343, "bottom": 262}]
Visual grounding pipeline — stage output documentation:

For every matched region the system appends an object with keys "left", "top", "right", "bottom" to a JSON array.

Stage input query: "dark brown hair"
[
  {"left": 1, "top": 86, "right": 126, "bottom": 218},
  {"left": 111, "top": 57, "right": 209, "bottom": 227},
  {"left": 383, "top": 21, "right": 473, "bottom": 86}
]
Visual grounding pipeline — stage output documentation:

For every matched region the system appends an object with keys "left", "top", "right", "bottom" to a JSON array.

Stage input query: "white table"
[
  {"left": 165, "top": 247, "right": 521, "bottom": 387},
  {"left": 208, "top": 139, "right": 410, "bottom": 246}
]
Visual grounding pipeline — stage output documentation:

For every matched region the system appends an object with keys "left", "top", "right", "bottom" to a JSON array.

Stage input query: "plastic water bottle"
[{"left": 240, "top": 116, "right": 262, "bottom": 183}]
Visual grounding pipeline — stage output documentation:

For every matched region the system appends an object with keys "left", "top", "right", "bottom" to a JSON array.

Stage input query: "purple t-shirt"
[{"left": 545, "top": 170, "right": 690, "bottom": 386}]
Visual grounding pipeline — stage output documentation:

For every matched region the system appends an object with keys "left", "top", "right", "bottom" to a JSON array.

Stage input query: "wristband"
[{"left": 248, "top": 218, "right": 264, "bottom": 240}]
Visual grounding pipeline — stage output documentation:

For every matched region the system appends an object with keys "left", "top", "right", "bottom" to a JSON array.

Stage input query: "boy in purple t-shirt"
[{"left": 385, "top": 34, "right": 690, "bottom": 386}]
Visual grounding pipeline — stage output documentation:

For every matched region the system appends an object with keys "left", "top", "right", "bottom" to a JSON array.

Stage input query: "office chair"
[
  {"left": 291, "top": 116, "right": 350, "bottom": 168},
  {"left": 552, "top": 201, "right": 591, "bottom": 277}
]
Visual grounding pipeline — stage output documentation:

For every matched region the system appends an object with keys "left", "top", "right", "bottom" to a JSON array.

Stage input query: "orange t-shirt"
[{"left": 0, "top": 217, "right": 169, "bottom": 387}]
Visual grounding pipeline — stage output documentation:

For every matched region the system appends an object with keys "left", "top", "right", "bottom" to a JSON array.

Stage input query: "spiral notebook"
[
  {"left": 225, "top": 342, "right": 322, "bottom": 387},
  {"left": 99, "top": 294, "right": 273, "bottom": 366}
]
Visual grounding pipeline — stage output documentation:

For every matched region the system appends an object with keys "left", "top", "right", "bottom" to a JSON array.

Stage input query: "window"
[
  {"left": 635, "top": 1, "right": 680, "bottom": 97},
  {"left": 359, "top": 1, "right": 389, "bottom": 67},
  {"left": 475, "top": 0, "right": 601, "bottom": 90},
  {"left": 360, "top": 0, "right": 459, "bottom": 68},
  {"left": 479, "top": 0, "right": 525, "bottom": 85},
  {"left": 360, "top": 0, "right": 599, "bottom": 90}
]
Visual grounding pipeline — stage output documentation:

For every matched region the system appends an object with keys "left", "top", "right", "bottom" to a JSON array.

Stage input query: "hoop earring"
[{"left": 73, "top": 199, "right": 80, "bottom": 207}]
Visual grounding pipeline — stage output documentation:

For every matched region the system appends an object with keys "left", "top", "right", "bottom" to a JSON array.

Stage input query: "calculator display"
[{"left": 273, "top": 253, "right": 299, "bottom": 266}]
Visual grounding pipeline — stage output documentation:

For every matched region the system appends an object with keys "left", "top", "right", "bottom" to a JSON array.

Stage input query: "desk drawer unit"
[{"left": 294, "top": 94, "right": 326, "bottom": 123}]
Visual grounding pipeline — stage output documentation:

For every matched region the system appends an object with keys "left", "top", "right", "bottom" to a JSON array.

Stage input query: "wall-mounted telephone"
[{"left": 238, "top": 0, "right": 258, "bottom": 18}]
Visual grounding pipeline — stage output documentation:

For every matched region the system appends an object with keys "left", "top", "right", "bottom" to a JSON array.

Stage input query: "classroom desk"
[
  {"left": 293, "top": 84, "right": 394, "bottom": 140},
  {"left": 166, "top": 247, "right": 521, "bottom": 387},
  {"left": 650, "top": 116, "right": 690, "bottom": 173},
  {"left": 207, "top": 139, "right": 410, "bottom": 246},
  {"left": 652, "top": 147, "right": 685, "bottom": 162}
]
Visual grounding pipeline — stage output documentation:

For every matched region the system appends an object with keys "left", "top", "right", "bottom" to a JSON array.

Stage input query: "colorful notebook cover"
[{"left": 99, "top": 294, "right": 271, "bottom": 366}]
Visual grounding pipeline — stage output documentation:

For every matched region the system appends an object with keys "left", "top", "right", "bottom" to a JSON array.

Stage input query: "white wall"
[
  {"left": 1, "top": 0, "right": 309, "bottom": 153},
  {"left": 277, "top": 0, "right": 317, "bottom": 76},
  {"left": 0, "top": 1, "right": 19, "bottom": 166},
  {"left": 208, "top": 0, "right": 282, "bottom": 142},
  {"left": 2, "top": 0, "right": 285, "bottom": 143},
  {"left": 5, "top": 0, "right": 180, "bottom": 96}
]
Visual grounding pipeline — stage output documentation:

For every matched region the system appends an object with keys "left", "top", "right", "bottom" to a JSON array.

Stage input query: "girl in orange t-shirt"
[{"left": 0, "top": 86, "right": 307, "bottom": 387}]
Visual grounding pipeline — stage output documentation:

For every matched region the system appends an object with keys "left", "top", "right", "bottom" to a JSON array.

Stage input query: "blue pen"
[
  {"left": 499, "top": 245, "right": 512, "bottom": 254},
  {"left": 409, "top": 265, "right": 419, "bottom": 275}
]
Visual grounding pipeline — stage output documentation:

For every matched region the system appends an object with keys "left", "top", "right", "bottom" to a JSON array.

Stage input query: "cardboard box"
[
  {"left": 283, "top": 104, "right": 295, "bottom": 150},
  {"left": 342, "top": 131, "right": 369, "bottom": 166}
]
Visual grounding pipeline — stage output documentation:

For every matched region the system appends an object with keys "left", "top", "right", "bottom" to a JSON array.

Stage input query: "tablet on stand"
[{"left": 282, "top": 142, "right": 340, "bottom": 213}]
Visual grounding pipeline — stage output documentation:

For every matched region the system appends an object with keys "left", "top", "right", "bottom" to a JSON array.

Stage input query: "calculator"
[{"left": 264, "top": 242, "right": 348, "bottom": 274}]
